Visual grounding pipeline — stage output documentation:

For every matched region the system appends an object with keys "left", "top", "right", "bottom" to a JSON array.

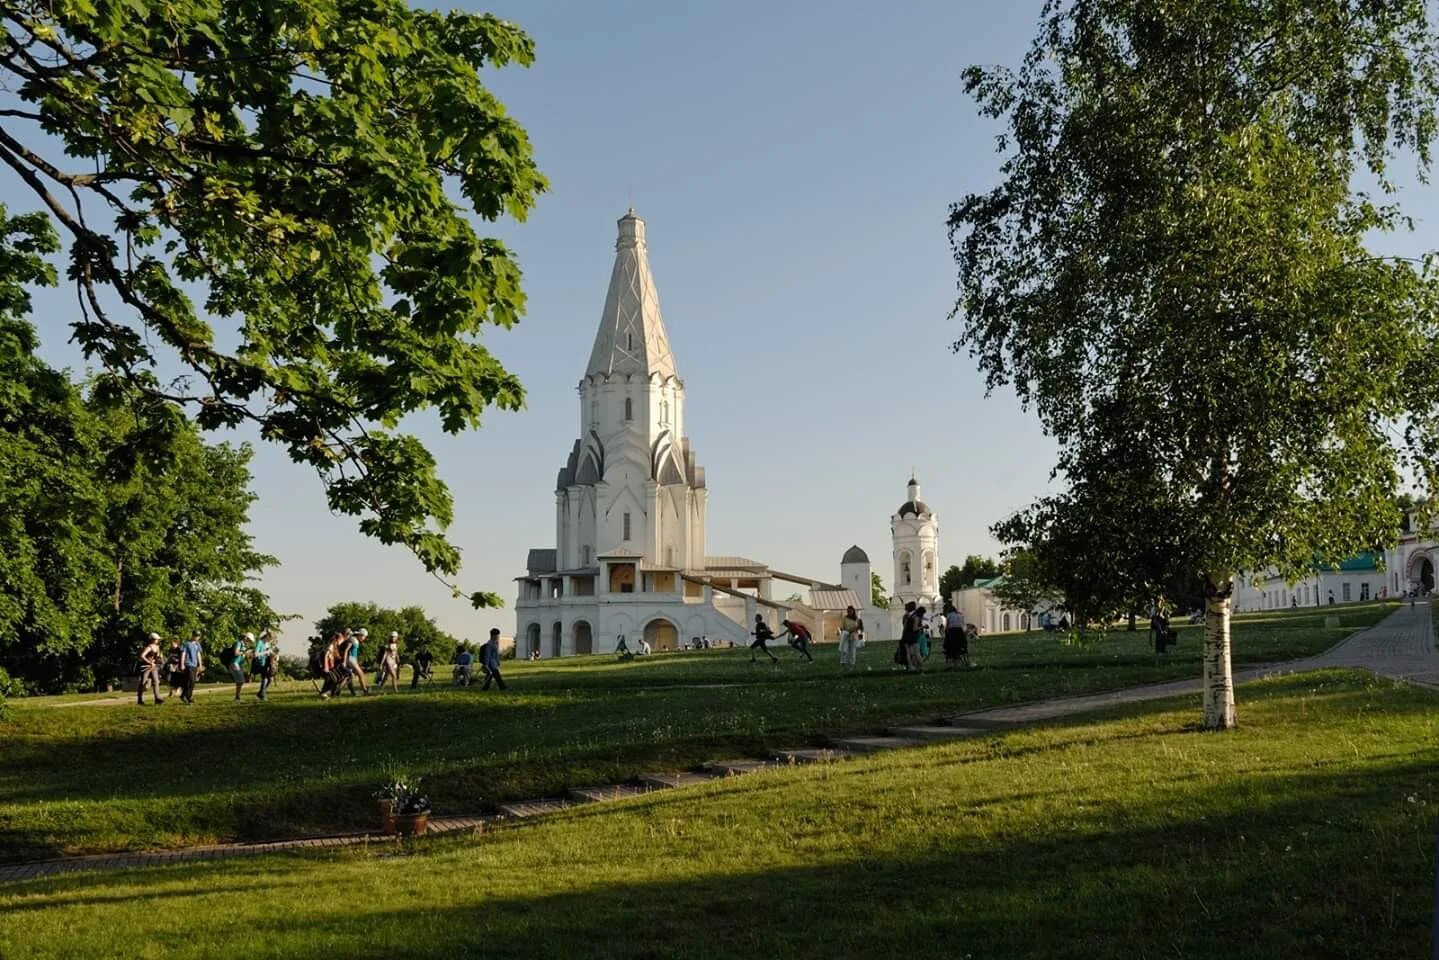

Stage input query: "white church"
[{"left": 515, "top": 210, "right": 916, "bottom": 657}]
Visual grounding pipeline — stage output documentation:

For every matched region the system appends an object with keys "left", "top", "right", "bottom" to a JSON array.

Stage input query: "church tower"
[
  {"left": 890, "top": 477, "right": 940, "bottom": 632},
  {"left": 552, "top": 210, "right": 708, "bottom": 572}
]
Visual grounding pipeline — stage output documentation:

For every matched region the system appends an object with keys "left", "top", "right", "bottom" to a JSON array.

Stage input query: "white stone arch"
[
  {"left": 1406, "top": 547, "right": 1436, "bottom": 594},
  {"left": 643, "top": 616, "right": 679, "bottom": 652},
  {"left": 572, "top": 619, "right": 594, "bottom": 655},
  {"left": 525, "top": 623, "right": 541, "bottom": 658},
  {"left": 899, "top": 550, "right": 913, "bottom": 587},
  {"left": 551, "top": 621, "right": 563, "bottom": 658}
]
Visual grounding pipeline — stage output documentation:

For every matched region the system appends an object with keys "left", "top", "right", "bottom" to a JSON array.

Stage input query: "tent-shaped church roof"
[{"left": 585, "top": 209, "right": 678, "bottom": 380}]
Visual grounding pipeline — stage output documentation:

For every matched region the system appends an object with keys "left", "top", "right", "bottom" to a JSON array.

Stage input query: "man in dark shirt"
[
  {"left": 411, "top": 648, "right": 434, "bottom": 688},
  {"left": 750, "top": 615, "right": 779, "bottom": 665}
]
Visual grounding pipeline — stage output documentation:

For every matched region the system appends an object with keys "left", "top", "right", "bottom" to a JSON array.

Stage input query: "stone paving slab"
[
  {"left": 706, "top": 759, "right": 782, "bottom": 776},
  {"left": 496, "top": 798, "right": 574, "bottom": 819},
  {"left": 640, "top": 771, "right": 718, "bottom": 790},
  {"left": 889, "top": 725, "right": 985, "bottom": 742},
  {"left": 831, "top": 736, "right": 925, "bottom": 754},
  {"left": 568, "top": 784, "right": 652, "bottom": 803},
  {"left": 774, "top": 748, "right": 853, "bottom": 764}
]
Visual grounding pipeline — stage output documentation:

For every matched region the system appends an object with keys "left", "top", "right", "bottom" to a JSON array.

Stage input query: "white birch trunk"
[{"left": 1202, "top": 574, "right": 1237, "bottom": 730}]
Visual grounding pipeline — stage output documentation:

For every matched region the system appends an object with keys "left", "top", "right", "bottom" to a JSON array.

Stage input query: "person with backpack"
[
  {"left": 777, "top": 619, "right": 815, "bottom": 662},
  {"left": 136, "top": 632, "right": 163, "bottom": 705},
  {"left": 252, "top": 629, "right": 276, "bottom": 700},
  {"left": 222, "top": 632, "right": 251, "bottom": 701},
  {"left": 319, "top": 633, "right": 345, "bottom": 700},
  {"left": 180, "top": 631, "right": 204, "bottom": 704},
  {"left": 749, "top": 614, "right": 779, "bottom": 665}
]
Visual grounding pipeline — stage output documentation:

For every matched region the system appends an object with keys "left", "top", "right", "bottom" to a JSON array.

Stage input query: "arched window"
[
  {"left": 590, "top": 399, "right": 598, "bottom": 425},
  {"left": 660, "top": 400, "right": 669, "bottom": 425},
  {"left": 624, "top": 397, "right": 633, "bottom": 421},
  {"left": 623, "top": 512, "right": 632, "bottom": 541},
  {"left": 582, "top": 545, "right": 591, "bottom": 565},
  {"left": 901, "top": 553, "right": 912, "bottom": 586},
  {"left": 1002, "top": 613, "right": 1011, "bottom": 632},
  {"left": 627, "top": 330, "right": 634, "bottom": 351}
]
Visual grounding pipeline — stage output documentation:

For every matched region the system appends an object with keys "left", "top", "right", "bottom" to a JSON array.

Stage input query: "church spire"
[{"left": 584, "top": 209, "right": 678, "bottom": 380}]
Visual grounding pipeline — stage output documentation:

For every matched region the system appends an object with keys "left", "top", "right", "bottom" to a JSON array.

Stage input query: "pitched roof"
[
  {"left": 810, "top": 588, "right": 862, "bottom": 611},
  {"left": 585, "top": 210, "right": 678, "bottom": 380},
  {"left": 704, "top": 556, "right": 767, "bottom": 570},
  {"left": 526, "top": 549, "right": 557, "bottom": 574}
]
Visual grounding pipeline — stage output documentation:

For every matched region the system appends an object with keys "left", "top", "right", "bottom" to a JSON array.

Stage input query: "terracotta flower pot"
[
  {"left": 377, "top": 799, "right": 396, "bottom": 834},
  {"left": 393, "top": 811, "right": 429, "bottom": 836}
]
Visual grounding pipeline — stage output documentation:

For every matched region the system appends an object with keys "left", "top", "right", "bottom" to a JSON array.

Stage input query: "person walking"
[
  {"left": 378, "top": 631, "right": 401, "bottom": 692},
  {"left": 253, "top": 630, "right": 275, "bottom": 700},
  {"left": 749, "top": 614, "right": 779, "bottom": 665},
  {"left": 225, "top": 632, "right": 251, "bottom": 700},
  {"left": 481, "top": 628, "right": 508, "bottom": 691},
  {"left": 838, "top": 606, "right": 863, "bottom": 668},
  {"left": 942, "top": 602, "right": 967, "bottom": 669},
  {"left": 180, "top": 631, "right": 203, "bottom": 704},
  {"left": 410, "top": 647, "right": 434, "bottom": 688},
  {"left": 164, "top": 637, "right": 185, "bottom": 700},
  {"left": 453, "top": 645, "right": 474, "bottom": 686},
  {"left": 319, "top": 633, "right": 345, "bottom": 699},
  {"left": 136, "top": 632, "right": 163, "bottom": 705},
  {"left": 778, "top": 619, "right": 815, "bottom": 662},
  {"left": 345, "top": 628, "right": 370, "bottom": 695}
]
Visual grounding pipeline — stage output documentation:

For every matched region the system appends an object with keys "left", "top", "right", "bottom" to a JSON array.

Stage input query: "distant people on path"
[
  {"left": 838, "top": 606, "right": 863, "bottom": 668},
  {"left": 778, "top": 620, "right": 814, "bottom": 662},
  {"left": 253, "top": 630, "right": 275, "bottom": 701},
  {"left": 942, "top": 603, "right": 967, "bottom": 669},
  {"left": 481, "top": 628, "right": 508, "bottom": 691},
  {"left": 750, "top": 615, "right": 779, "bottom": 664},
  {"left": 411, "top": 647, "right": 434, "bottom": 688},
  {"left": 453, "top": 645, "right": 474, "bottom": 686},
  {"left": 378, "top": 632, "right": 401, "bottom": 692},
  {"left": 136, "top": 632, "right": 163, "bottom": 705},
  {"left": 180, "top": 631, "right": 204, "bottom": 704}
]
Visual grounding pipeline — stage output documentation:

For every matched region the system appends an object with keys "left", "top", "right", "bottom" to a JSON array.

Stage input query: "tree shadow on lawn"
[{"left": 5, "top": 751, "right": 1436, "bottom": 960}]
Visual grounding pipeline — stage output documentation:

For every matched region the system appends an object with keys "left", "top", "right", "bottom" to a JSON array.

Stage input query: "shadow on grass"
[{"left": 4, "top": 742, "right": 1435, "bottom": 960}]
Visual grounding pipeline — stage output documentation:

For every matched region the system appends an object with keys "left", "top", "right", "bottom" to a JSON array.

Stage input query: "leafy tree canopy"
[
  {"left": 0, "top": 0, "right": 545, "bottom": 607},
  {"left": 939, "top": 555, "right": 1001, "bottom": 599},
  {"left": 0, "top": 204, "right": 282, "bottom": 692},
  {"left": 870, "top": 572, "right": 890, "bottom": 610},
  {"left": 951, "top": 0, "right": 1439, "bottom": 728},
  {"left": 311, "top": 601, "right": 460, "bottom": 666}
]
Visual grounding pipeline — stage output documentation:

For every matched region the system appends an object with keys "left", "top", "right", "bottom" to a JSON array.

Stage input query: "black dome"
[
  {"left": 841, "top": 545, "right": 869, "bottom": 564},
  {"left": 897, "top": 500, "right": 931, "bottom": 517}
]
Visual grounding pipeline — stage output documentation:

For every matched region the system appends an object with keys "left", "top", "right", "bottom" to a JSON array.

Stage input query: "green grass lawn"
[
  {"left": 1, "top": 670, "right": 1434, "bottom": 959},
  {"left": 0, "top": 602, "right": 1398, "bottom": 860}
]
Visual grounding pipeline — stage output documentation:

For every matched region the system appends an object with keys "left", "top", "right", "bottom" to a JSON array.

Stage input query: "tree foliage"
[
  {"left": 950, "top": 0, "right": 1439, "bottom": 728},
  {"left": 870, "top": 572, "right": 890, "bottom": 610},
  {"left": 0, "top": 0, "right": 545, "bottom": 607},
  {"left": 0, "top": 205, "right": 281, "bottom": 692},
  {"left": 311, "top": 601, "right": 460, "bottom": 667},
  {"left": 939, "top": 555, "right": 1001, "bottom": 599}
]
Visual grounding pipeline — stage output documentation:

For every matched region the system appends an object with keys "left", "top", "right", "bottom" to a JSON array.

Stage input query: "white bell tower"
[{"left": 890, "top": 477, "right": 940, "bottom": 635}]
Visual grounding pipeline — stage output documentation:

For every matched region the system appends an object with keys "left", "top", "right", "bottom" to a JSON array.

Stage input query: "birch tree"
[{"left": 950, "top": 0, "right": 1439, "bottom": 729}]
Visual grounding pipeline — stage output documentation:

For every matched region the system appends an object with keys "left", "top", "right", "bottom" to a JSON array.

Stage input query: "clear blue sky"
[{"left": 14, "top": 1, "right": 1434, "bottom": 650}]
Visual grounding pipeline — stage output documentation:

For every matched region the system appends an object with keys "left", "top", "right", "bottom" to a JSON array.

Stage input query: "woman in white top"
[{"left": 943, "top": 603, "right": 968, "bottom": 669}]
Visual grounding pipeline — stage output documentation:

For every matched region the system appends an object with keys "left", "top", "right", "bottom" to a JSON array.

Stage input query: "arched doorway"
[
  {"left": 526, "top": 623, "right": 541, "bottom": 658},
  {"left": 644, "top": 618, "right": 678, "bottom": 652},
  {"left": 1423, "top": 558, "right": 1435, "bottom": 595},
  {"left": 572, "top": 620, "right": 593, "bottom": 655},
  {"left": 551, "top": 622, "right": 563, "bottom": 659}
]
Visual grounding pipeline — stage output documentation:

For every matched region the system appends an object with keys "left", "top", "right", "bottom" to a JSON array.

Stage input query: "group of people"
[
  {"left": 134, "top": 629, "right": 279, "bottom": 705},
  {"left": 896, "top": 601, "right": 975, "bottom": 672},
  {"left": 748, "top": 614, "right": 817, "bottom": 664}
]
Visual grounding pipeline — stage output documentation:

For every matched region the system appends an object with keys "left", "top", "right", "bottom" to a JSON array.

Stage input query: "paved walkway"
[{"left": 4, "top": 603, "right": 1434, "bottom": 885}]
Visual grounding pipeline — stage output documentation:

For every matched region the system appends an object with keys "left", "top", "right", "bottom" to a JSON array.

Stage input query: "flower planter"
[
  {"left": 377, "top": 799, "right": 396, "bottom": 834},
  {"left": 393, "top": 811, "right": 429, "bottom": 836}
]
